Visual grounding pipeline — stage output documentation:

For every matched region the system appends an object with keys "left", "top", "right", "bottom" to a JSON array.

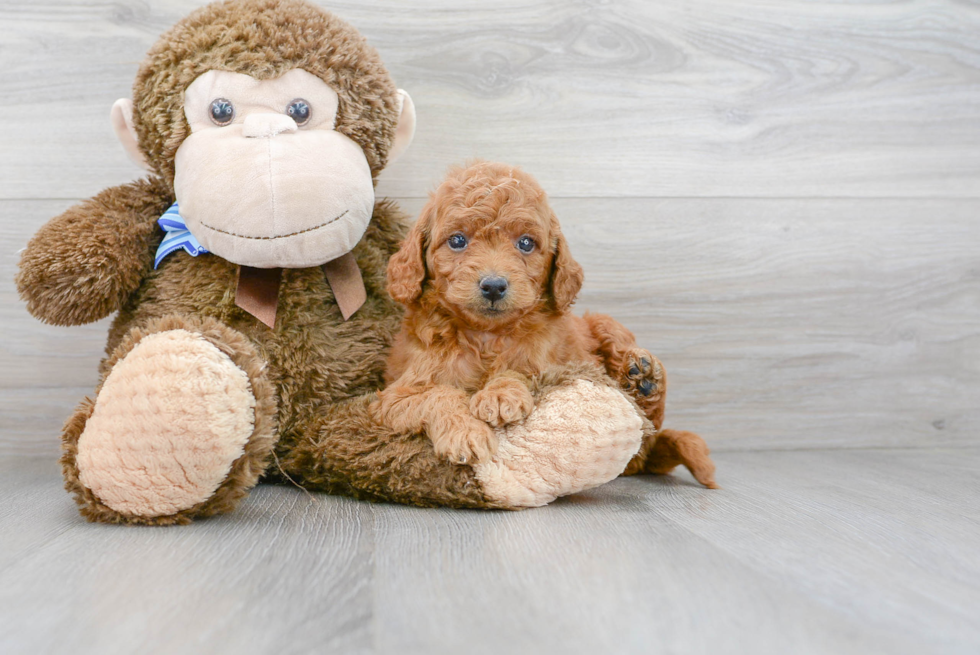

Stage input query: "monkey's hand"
[{"left": 16, "top": 177, "right": 170, "bottom": 326}]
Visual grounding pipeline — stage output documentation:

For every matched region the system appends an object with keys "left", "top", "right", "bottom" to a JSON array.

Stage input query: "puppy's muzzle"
[{"left": 479, "top": 276, "right": 508, "bottom": 302}]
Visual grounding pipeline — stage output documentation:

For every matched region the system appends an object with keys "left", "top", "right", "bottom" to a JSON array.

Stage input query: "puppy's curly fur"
[{"left": 377, "top": 161, "right": 717, "bottom": 487}]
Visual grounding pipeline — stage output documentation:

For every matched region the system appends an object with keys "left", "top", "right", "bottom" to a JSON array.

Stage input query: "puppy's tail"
[{"left": 623, "top": 427, "right": 718, "bottom": 489}]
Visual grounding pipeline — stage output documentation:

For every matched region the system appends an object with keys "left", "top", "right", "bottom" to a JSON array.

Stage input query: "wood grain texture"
[
  {"left": 1, "top": 448, "right": 978, "bottom": 654},
  {"left": 2, "top": 2, "right": 978, "bottom": 651},
  {"left": 6, "top": 197, "right": 978, "bottom": 453},
  {"left": 0, "top": 457, "right": 376, "bottom": 655},
  {"left": 553, "top": 197, "right": 980, "bottom": 451},
  {"left": 0, "top": 0, "right": 979, "bottom": 199},
  {"left": 371, "top": 447, "right": 980, "bottom": 655}
]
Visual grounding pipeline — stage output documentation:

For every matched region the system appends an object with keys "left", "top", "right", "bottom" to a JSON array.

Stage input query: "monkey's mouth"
[{"left": 198, "top": 210, "right": 348, "bottom": 241}]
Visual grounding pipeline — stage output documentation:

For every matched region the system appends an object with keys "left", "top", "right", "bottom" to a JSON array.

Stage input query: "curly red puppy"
[{"left": 377, "top": 161, "right": 716, "bottom": 488}]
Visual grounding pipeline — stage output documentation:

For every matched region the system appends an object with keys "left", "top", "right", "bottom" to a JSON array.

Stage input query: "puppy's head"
[{"left": 387, "top": 161, "right": 584, "bottom": 328}]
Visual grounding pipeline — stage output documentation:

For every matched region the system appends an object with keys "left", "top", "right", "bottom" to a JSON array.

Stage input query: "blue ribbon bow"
[{"left": 154, "top": 203, "right": 208, "bottom": 269}]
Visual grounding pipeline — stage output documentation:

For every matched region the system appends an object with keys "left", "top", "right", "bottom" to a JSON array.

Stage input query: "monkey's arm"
[
  {"left": 16, "top": 177, "right": 171, "bottom": 326},
  {"left": 281, "top": 361, "right": 645, "bottom": 509}
]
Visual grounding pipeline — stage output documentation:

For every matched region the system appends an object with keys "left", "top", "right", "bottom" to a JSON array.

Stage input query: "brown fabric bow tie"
[{"left": 234, "top": 251, "right": 366, "bottom": 329}]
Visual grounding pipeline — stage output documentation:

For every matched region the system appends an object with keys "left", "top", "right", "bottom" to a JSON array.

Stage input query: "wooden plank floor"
[
  {"left": 1, "top": 447, "right": 978, "bottom": 655},
  {"left": 2, "top": 1, "right": 979, "bottom": 653}
]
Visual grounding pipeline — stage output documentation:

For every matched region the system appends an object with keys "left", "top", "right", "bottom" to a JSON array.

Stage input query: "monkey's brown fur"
[
  {"left": 17, "top": 0, "right": 709, "bottom": 524},
  {"left": 378, "top": 162, "right": 716, "bottom": 486},
  {"left": 132, "top": 0, "right": 399, "bottom": 185},
  {"left": 16, "top": 0, "right": 497, "bottom": 524}
]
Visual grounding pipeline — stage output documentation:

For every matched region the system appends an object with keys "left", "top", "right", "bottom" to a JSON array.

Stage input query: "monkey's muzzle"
[{"left": 173, "top": 122, "right": 375, "bottom": 269}]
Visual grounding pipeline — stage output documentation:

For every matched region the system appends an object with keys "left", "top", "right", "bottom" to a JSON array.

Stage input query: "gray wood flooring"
[
  {"left": 1, "top": 1, "right": 979, "bottom": 653},
  {"left": 1, "top": 448, "right": 978, "bottom": 655}
]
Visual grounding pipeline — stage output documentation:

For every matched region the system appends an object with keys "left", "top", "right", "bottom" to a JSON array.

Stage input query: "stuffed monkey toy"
[{"left": 16, "top": 0, "right": 707, "bottom": 525}]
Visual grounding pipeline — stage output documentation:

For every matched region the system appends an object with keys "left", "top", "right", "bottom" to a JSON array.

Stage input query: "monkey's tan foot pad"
[
  {"left": 473, "top": 380, "right": 643, "bottom": 508},
  {"left": 75, "top": 329, "right": 256, "bottom": 518}
]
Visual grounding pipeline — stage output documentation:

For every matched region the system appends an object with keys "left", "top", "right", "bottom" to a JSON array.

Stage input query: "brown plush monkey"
[{"left": 16, "top": 0, "right": 699, "bottom": 526}]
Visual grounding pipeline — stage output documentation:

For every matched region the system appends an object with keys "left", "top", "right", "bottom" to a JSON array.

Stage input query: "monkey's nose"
[
  {"left": 480, "top": 276, "right": 508, "bottom": 302},
  {"left": 242, "top": 113, "right": 298, "bottom": 138}
]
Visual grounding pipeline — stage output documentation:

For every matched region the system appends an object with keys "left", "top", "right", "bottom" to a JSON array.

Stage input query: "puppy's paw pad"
[{"left": 621, "top": 349, "right": 664, "bottom": 399}]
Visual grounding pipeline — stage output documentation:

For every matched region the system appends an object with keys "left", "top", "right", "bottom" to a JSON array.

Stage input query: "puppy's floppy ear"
[
  {"left": 548, "top": 213, "right": 584, "bottom": 313},
  {"left": 386, "top": 203, "right": 433, "bottom": 305}
]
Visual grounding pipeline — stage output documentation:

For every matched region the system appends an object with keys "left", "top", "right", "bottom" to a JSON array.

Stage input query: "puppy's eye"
[
  {"left": 516, "top": 235, "right": 536, "bottom": 253},
  {"left": 209, "top": 98, "right": 235, "bottom": 126},
  {"left": 286, "top": 98, "right": 311, "bottom": 126},
  {"left": 447, "top": 233, "right": 468, "bottom": 251}
]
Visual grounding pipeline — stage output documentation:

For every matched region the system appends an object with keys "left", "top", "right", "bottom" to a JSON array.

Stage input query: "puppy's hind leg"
[
  {"left": 583, "top": 313, "right": 717, "bottom": 489},
  {"left": 582, "top": 312, "right": 665, "bottom": 429}
]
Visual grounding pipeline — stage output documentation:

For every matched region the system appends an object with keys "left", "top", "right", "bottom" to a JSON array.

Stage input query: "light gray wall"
[{"left": 2, "top": 0, "right": 978, "bottom": 454}]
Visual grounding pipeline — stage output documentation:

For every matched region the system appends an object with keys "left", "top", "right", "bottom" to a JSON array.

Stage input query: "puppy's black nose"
[{"left": 480, "top": 276, "right": 508, "bottom": 302}]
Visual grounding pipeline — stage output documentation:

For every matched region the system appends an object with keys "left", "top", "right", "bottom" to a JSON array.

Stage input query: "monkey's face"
[{"left": 173, "top": 69, "right": 376, "bottom": 269}]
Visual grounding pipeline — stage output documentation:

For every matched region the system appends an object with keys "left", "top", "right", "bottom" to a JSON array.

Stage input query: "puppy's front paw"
[
  {"left": 470, "top": 378, "right": 535, "bottom": 427},
  {"left": 430, "top": 415, "right": 498, "bottom": 465},
  {"left": 619, "top": 348, "right": 665, "bottom": 400}
]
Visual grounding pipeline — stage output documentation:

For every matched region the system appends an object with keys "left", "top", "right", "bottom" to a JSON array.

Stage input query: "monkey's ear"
[
  {"left": 110, "top": 99, "right": 151, "bottom": 171},
  {"left": 387, "top": 90, "right": 416, "bottom": 165},
  {"left": 548, "top": 215, "right": 585, "bottom": 313},
  {"left": 386, "top": 203, "right": 431, "bottom": 305}
]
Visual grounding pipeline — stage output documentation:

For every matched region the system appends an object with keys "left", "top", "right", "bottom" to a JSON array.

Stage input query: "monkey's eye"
[
  {"left": 447, "top": 233, "right": 468, "bottom": 251},
  {"left": 286, "top": 99, "right": 312, "bottom": 126},
  {"left": 516, "top": 235, "right": 536, "bottom": 253},
  {"left": 209, "top": 98, "right": 235, "bottom": 126}
]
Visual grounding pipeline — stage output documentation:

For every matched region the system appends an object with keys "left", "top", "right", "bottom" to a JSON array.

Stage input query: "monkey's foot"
[
  {"left": 63, "top": 319, "right": 276, "bottom": 524},
  {"left": 473, "top": 379, "right": 643, "bottom": 508}
]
